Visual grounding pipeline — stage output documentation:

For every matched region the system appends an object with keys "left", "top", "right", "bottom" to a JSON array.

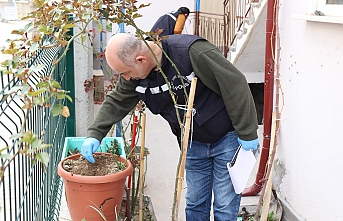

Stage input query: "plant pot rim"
[{"left": 57, "top": 153, "right": 133, "bottom": 184}]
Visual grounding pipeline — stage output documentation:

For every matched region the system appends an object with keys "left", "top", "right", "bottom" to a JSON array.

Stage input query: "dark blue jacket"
[
  {"left": 134, "top": 35, "right": 234, "bottom": 143},
  {"left": 151, "top": 11, "right": 179, "bottom": 36}
]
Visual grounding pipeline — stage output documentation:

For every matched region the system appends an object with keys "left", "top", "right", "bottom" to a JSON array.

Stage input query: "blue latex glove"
[
  {"left": 81, "top": 137, "right": 100, "bottom": 163},
  {"left": 238, "top": 137, "right": 259, "bottom": 151}
]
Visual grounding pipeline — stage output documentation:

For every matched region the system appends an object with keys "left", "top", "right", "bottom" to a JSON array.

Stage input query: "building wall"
[
  {"left": 200, "top": 0, "right": 224, "bottom": 14},
  {"left": 0, "top": 0, "right": 35, "bottom": 20},
  {"left": 275, "top": 1, "right": 343, "bottom": 220}
]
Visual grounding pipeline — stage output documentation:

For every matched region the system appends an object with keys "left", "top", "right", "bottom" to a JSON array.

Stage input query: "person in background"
[
  {"left": 151, "top": 7, "right": 190, "bottom": 36},
  {"left": 80, "top": 33, "right": 259, "bottom": 220}
]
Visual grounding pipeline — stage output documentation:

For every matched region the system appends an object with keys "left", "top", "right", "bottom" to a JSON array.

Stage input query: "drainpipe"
[
  {"left": 119, "top": 21, "right": 125, "bottom": 33},
  {"left": 194, "top": 0, "right": 200, "bottom": 35},
  {"left": 242, "top": 0, "right": 276, "bottom": 196}
]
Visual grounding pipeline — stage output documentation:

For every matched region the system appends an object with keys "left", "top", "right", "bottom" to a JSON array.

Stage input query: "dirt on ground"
[{"left": 117, "top": 198, "right": 155, "bottom": 221}]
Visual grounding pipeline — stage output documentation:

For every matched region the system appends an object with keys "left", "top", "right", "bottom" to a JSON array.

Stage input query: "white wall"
[
  {"left": 275, "top": 1, "right": 343, "bottom": 220},
  {"left": 74, "top": 22, "right": 95, "bottom": 136}
]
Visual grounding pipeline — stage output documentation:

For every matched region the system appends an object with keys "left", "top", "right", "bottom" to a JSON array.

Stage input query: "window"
[
  {"left": 315, "top": 0, "right": 343, "bottom": 16},
  {"left": 326, "top": 0, "right": 343, "bottom": 4},
  {"left": 293, "top": 0, "right": 343, "bottom": 23}
]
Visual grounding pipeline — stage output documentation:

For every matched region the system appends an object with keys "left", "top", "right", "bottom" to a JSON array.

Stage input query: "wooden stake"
[
  {"left": 174, "top": 77, "right": 197, "bottom": 220},
  {"left": 138, "top": 113, "right": 146, "bottom": 221},
  {"left": 260, "top": 112, "right": 277, "bottom": 221}
]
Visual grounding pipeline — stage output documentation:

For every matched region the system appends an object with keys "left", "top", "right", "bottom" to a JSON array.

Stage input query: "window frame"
[{"left": 308, "top": 0, "right": 343, "bottom": 17}]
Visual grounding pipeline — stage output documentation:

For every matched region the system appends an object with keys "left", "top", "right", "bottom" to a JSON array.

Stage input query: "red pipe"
[
  {"left": 125, "top": 113, "right": 139, "bottom": 216},
  {"left": 242, "top": 0, "right": 276, "bottom": 196}
]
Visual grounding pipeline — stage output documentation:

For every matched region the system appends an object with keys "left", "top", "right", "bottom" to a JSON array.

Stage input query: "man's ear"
[{"left": 136, "top": 55, "right": 146, "bottom": 64}]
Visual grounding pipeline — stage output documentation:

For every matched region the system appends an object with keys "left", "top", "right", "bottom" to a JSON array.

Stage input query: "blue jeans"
[{"left": 185, "top": 131, "right": 241, "bottom": 221}]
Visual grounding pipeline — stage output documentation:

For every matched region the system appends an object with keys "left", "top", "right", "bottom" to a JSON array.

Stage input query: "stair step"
[
  {"left": 251, "top": 2, "right": 261, "bottom": 8},
  {"left": 236, "top": 30, "right": 244, "bottom": 39},
  {"left": 229, "top": 46, "right": 236, "bottom": 52},
  {"left": 244, "top": 17, "right": 255, "bottom": 25}
]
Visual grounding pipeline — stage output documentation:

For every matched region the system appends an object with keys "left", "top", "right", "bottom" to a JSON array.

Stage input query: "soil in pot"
[{"left": 62, "top": 153, "right": 125, "bottom": 176}]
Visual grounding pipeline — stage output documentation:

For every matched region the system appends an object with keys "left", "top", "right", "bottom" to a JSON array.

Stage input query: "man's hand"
[
  {"left": 238, "top": 137, "right": 259, "bottom": 151},
  {"left": 81, "top": 137, "right": 100, "bottom": 163}
]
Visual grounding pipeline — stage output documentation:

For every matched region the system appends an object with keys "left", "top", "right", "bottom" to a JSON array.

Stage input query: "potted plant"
[{"left": 58, "top": 137, "right": 133, "bottom": 221}]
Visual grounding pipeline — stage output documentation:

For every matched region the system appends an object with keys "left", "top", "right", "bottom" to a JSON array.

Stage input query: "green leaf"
[
  {"left": 97, "top": 22, "right": 102, "bottom": 33},
  {"left": 29, "top": 42, "right": 39, "bottom": 52},
  {"left": 57, "top": 91, "right": 66, "bottom": 99},
  {"left": 2, "top": 48, "right": 18, "bottom": 55},
  {"left": 0, "top": 154, "right": 11, "bottom": 160},
  {"left": 43, "top": 96, "right": 50, "bottom": 104},
  {"left": 64, "top": 23, "right": 75, "bottom": 29},
  {"left": 0, "top": 146, "right": 9, "bottom": 153},
  {"left": 81, "top": 35, "right": 86, "bottom": 44},
  {"left": 21, "top": 83, "right": 31, "bottom": 94},
  {"left": 28, "top": 89, "right": 46, "bottom": 97},
  {"left": 36, "top": 152, "right": 49, "bottom": 167},
  {"left": 13, "top": 55, "right": 20, "bottom": 62},
  {"left": 31, "top": 138, "right": 41, "bottom": 149},
  {"left": 1, "top": 59, "right": 12, "bottom": 67},
  {"left": 21, "top": 132, "right": 34, "bottom": 143},
  {"left": 39, "top": 144, "right": 51, "bottom": 149},
  {"left": 10, "top": 133, "right": 22, "bottom": 140},
  {"left": 52, "top": 104, "right": 63, "bottom": 116},
  {"left": 65, "top": 95, "right": 73, "bottom": 103},
  {"left": 51, "top": 80, "right": 61, "bottom": 89},
  {"left": 82, "top": 14, "right": 91, "bottom": 20},
  {"left": 36, "top": 81, "right": 49, "bottom": 88},
  {"left": 33, "top": 97, "right": 44, "bottom": 106},
  {"left": 23, "top": 22, "right": 33, "bottom": 31},
  {"left": 106, "top": 23, "right": 112, "bottom": 32}
]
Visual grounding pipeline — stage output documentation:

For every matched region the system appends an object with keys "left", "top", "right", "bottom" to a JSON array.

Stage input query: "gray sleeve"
[{"left": 189, "top": 41, "right": 258, "bottom": 140}]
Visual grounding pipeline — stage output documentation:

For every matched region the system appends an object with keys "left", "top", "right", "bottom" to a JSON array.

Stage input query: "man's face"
[{"left": 108, "top": 56, "right": 150, "bottom": 81}]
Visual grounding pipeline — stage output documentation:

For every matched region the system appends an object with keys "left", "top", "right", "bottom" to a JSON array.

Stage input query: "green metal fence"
[{"left": 0, "top": 37, "right": 75, "bottom": 221}]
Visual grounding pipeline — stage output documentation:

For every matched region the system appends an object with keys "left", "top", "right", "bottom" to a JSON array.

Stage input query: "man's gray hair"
[{"left": 115, "top": 34, "right": 147, "bottom": 67}]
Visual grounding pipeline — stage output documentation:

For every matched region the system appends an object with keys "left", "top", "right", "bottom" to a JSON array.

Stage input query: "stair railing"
[{"left": 194, "top": 0, "right": 255, "bottom": 58}]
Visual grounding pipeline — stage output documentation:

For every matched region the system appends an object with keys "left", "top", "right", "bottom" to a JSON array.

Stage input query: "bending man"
[{"left": 81, "top": 33, "right": 259, "bottom": 220}]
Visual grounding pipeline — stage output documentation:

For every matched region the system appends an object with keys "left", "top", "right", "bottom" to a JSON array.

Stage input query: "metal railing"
[
  {"left": 0, "top": 37, "right": 75, "bottom": 221},
  {"left": 194, "top": 0, "right": 254, "bottom": 58},
  {"left": 196, "top": 12, "right": 228, "bottom": 56}
]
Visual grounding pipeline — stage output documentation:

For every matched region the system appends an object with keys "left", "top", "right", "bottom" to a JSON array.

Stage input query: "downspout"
[
  {"left": 194, "top": 0, "right": 200, "bottom": 35},
  {"left": 119, "top": 20, "right": 125, "bottom": 33},
  {"left": 242, "top": 0, "right": 276, "bottom": 196}
]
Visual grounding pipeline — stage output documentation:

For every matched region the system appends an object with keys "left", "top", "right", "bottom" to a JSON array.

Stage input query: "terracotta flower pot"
[{"left": 58, "top": 153, "right": 133, "bottom": 221}]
